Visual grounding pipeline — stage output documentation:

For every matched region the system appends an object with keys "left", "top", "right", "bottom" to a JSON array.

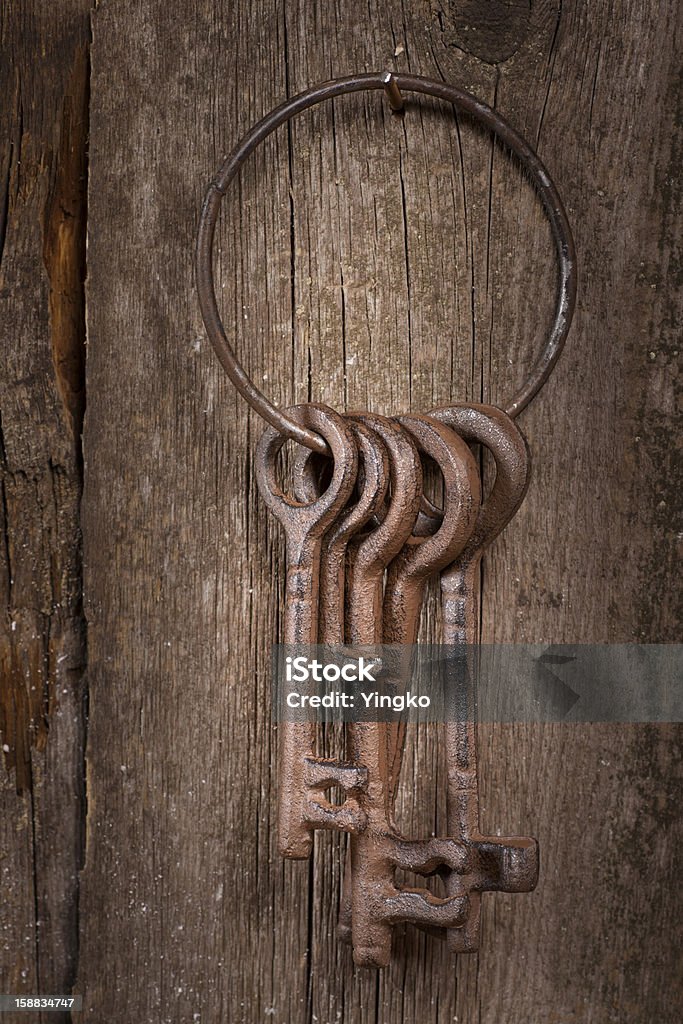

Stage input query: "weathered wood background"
[{"left": 1, "top": 1, "right": 681, "bottom": 1022}]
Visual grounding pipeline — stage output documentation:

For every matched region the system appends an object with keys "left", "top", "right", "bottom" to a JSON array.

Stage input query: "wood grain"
[
  {"left": 0, "top": 3, "right": 91, "bottom": 1022},
  {"left": 15, "top": 0, "right": 677, "bottom": 1021}
]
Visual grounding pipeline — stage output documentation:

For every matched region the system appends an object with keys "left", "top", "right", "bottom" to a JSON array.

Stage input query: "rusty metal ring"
[{"left": 196, "top": 71, "right": 577, "bottom": 455}]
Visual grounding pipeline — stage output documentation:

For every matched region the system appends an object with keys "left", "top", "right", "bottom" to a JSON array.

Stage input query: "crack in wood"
[{"left": 42, "top": 45, "right": 89, "bottom": 445}]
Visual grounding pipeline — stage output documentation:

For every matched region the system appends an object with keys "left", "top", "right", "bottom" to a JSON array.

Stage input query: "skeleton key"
[
  {"left": 255, "top": 403, "right": 368, "bottom": 858},
  {"left": 341, "top": 414, "right": 423, "bottom": 960},
  {"left": 293, "top": 414, "right": 389, "bottom": 888},
  {"left": 383, "top": 415, "right": 481, "bottom": 814},
  {"left": 428, "top": 403, "right": 539, "bottom": 952},
  {"left": 346, "top": 415, "right": 482, "bottom": 966}
]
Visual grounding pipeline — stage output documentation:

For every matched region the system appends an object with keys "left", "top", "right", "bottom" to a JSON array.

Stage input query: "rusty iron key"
[
  {"left": 293, "top": 414, "right": 390, "bottom": 881},
  {"left": 427, "top": 404, "right": 539, "bottom": 952},
  {"left": 339, "top": 414, "right": 424, "bottom": 960},
  {"left": 345, "top": 415, "right": 483, "bottom": 966},
  {"left": 255, "top": 403, "right": 369, "bottom": 858},
  {"left": 382, "top": 415, "right": 481, "bottom": 816}
]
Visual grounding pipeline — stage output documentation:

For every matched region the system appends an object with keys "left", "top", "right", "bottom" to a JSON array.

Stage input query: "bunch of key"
[{"left": 255, "top": 401, "right": 539, "bottom": 968}]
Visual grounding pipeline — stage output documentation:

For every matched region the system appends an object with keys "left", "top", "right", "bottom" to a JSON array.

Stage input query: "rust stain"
[{"left": 42, "top": 44, "right": 89, "bottom": 441}]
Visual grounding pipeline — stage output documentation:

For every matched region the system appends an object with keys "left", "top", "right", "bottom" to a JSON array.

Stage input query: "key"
[
  {"left": 383, "top": 414, "right": 481, "bottom": 815},
  {"left": 294, "top": 414, "right": 390, "bottom": 890},
  {"left": 428, "top": 403, "right": 539, "bottom": 952},
  {"left": 346, "top": 414, "right": 482, "bottom": 966},
  {"left": 340, "top": 413, "right": 424, "bottom": 957},
  {"left": 255, "top": 403, "right": 367, "bottom": 858}
]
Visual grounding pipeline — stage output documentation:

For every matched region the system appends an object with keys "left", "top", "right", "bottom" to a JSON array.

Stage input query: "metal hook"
[{"left": 382, "top": 71, "right": 405, "bottom": 113}]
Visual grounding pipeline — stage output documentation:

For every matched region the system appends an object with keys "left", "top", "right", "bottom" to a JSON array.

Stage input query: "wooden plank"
[
  {"left": 456, "top": 2, "right": 683, "bottom": 1018},
  {"left": 0, "top": 2, "right": 91, "bottom": 1020},
  {"left": 80, "top": 1, "right": 681, "bottom": 1022}
]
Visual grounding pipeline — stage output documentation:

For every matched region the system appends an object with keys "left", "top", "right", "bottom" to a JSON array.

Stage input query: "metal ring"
[{"left": 196, "top": 71, "right": 577, "bottom": 455}]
